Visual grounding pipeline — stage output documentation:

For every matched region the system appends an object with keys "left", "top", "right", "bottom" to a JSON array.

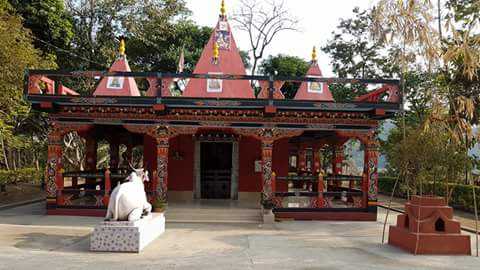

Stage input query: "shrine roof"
[
  {"left": 93, "top": 39, "right": 141, "bottom": 97},
  {"left": 294, "top": 47, "right": 334, "bottom": 101},
  {"left": 182, "top": 1, "right": 254, "bottom": 99}
]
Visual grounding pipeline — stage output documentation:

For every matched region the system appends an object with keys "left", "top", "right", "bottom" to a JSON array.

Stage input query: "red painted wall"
[
  {"left": 273, "top": 138, "right": 290, "bottom": 192},
  {"left": 160, "top": 136, "right": 290, "bottom": 194},
  {"left": 168, "top": 135, "right": 195, "bottom": 191},
  {"left": 238, "top": 137, "right": 262, "bottom": 192}
]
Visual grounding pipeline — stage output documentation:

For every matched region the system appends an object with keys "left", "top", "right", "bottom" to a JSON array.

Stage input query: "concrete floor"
[{"left": 0, "top": 203, "right": 479, "bottom": 270}]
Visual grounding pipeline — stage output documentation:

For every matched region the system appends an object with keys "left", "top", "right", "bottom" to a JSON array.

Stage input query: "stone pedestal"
[
  {"left": 90, "top": 213, "right": 165, "bottom": 253},
  {"left": 388, "top": 196, "right": 471, "bottom": 255}
]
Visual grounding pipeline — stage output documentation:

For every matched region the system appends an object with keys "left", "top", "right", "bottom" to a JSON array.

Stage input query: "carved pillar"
[
  {"left": 260, "top": 137, "right": 274, "bottom": 202},
  {"left": 45, "top": 123, "right": 63, "bottom": 208},
  {"left": 235, "top": 128, "right": 303, "bottom": 207},
  {"left": 363, "top": 138, "right": 379, "bottom": 210},
  {"left": 154, "top": 129, "right": 170, "bottom": 202}
]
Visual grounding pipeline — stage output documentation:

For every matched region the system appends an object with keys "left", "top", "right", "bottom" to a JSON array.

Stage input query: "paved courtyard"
[{"left": 0, "top": 203, "right": 479, "bottom": 270}]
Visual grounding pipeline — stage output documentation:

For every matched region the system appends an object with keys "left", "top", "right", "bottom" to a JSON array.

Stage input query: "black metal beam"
[{"left": 27, "top": 69, "right": 401, "bottom": 85}]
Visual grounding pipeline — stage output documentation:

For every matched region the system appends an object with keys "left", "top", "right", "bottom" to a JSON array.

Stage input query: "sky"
[{"left": 185, "top": 0, "right": 379, "bottom": 76}]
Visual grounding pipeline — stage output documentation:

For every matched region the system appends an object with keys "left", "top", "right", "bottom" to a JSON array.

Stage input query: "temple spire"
[
  {"left": 119, "top": 38, "right": 126, "bottom": 57},
  {"left": 311, "top": 46, "right": 317, "bottom": 63},
  {"left": 220, "top": 0, "right": 226, "bottom": 18}
]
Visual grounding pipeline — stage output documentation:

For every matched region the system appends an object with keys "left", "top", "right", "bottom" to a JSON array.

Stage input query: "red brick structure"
[{"left": 388, "top": 196, "right": 471, "bottom": 255}]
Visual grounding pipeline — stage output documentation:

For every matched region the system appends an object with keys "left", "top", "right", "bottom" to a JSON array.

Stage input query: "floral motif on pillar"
[
  {"left": 365, "top": 139, "right": 379, "bottom": 202},
  {"left": 156, "top": 136, "right": 169, "bottom": 201},
  {"left": 261, "top": 140, "right": 274, "bottom": 201},
  {"left": 45, "top": 123, "right": 63, "bottom": 204}
]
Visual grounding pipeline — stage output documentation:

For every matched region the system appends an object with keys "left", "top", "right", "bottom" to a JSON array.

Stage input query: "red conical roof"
[
  {"left": 294, "top": 61, "right": 334, "bottom": 101},
  {"left": 182, "top": 15, "right": 254, "bottom": 98},
  {"left": 93, "top": 55, "right": 141, "bottom": 97}
]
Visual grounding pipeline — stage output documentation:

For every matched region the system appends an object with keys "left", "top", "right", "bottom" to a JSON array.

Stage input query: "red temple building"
[{"left": 25, "top": 1, "right": 400, "bottom": 221}]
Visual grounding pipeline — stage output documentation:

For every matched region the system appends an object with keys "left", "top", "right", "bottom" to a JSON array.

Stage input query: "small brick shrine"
[{"left": 388, "top": 196, "right": 471, "bottom": 255}]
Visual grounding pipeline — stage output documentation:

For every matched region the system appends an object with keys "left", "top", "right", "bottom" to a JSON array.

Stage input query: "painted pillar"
[
  {"left": 85, "top": 136, "right": 97, "bottom": 189},
  {"left": 298, "top": 146, "right": 306, "bottom": 172},
  {"left": 109, "top": 141, "right": 119, "bottom": 169},
  {"left": 260, "top": 137, "right": 274, "bottom": 203},
  {"left": 45, "top": 124, "right": 63, "bottom": 208},
  {"left": 313, "top": 147, "right": 321, "bottom": 174},
  {"left": 332, "top": 144, "right": 344, "bottom": 187},
  {"left": 363, "top": 138, "right": 379, "bottom": 210},
  {"left": 155, "top": 133, "right": 170, "bottom": 202}
]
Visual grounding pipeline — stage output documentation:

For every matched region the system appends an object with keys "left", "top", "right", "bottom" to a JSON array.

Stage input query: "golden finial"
[
  {"left": 220, "top": 0, "right": 226, "bottom": 17},
  {"left": 119, "top": 38, "right": 126, "bottom": 56},
  {"left": 213, "top": 41, "right": 219, "bottom": 61},
  {"left": 312, "top": 46, "right": 317, "bottom": 62}
]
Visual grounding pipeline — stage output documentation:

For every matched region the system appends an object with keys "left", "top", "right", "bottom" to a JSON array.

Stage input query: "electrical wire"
[{"left": 32, "top": 37, "right": 109, "bottom": 69}]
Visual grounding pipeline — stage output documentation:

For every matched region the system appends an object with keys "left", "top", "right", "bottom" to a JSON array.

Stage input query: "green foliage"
[
  {"left": 152, "top": 196, "right": 168, "bottom": 210},
  {"left": 259, "top": 54, "right": 309, "bottom": 98},
  {"left": 446, "top": 0, "right": 480, "bottom": 26},
  {"left": 0, "top": 0, "right": 55, "bottom": 170},
  {"left": 382, "top": 122, "right": 472, "bottom": 196},
  {"left": 9, "top": 0, "right": 73, "bottom": 59},
  {"left": 0, "top": 168, "right": 43, "bottom": 185},
  {"left": 322, "top": 7, "right": 398, "bottom": 102},
  {"left": 127, "top": 20, "right": 212, "bottom": 72},
  {"left": 378, "top": 177, "right": 480, "bottom": 213}
]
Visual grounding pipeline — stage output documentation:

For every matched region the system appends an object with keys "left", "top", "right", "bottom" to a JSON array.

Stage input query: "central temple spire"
[{"left": 182, "top": 0, "right": 253, "bottom": 98}]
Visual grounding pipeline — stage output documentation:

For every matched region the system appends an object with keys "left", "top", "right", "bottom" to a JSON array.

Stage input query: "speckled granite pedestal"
[{"left": 90, "top": 213, "right": 165, "bottom": 253}]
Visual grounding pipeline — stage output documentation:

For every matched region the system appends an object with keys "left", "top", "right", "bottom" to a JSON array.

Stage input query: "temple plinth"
[{"left": 388, "top": 196, "right": 471, "bottom": 255}]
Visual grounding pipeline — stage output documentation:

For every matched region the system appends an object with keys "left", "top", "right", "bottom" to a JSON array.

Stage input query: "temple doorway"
[{"left": 200, "top": 142, "right": 233, "bottom": 199}]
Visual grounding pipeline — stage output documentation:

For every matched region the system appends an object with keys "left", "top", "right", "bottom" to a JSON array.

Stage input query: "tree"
[
  {"left": 322, "top": 7, "right": 398, "bottom": 102},
  {"left": 127, "top": 20, "right": 212, "bottom": 72},
  {"left": 373, "top": 0, "right": 480, "bottom": 249},
  {"left": 9, "top": 0, "right": 74, "bottom": 59},
  {"left": 259, "top": 54, "right": 309, "bottom": 99},
  {"left": 0, "top": 0, "right": 55, "bottom": 170},
  {"left": 231, "top": 0, "right": 298, "bottom": 76},
  {"left": 64, "top": 0, "right": 190, "bottom": 71}
]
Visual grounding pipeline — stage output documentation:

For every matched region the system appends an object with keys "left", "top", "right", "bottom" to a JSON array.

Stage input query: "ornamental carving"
[
  {"left": 261, "top": 157, "right": 273, "bottom": 200},
  {"left": 157, "top": 155, "right": 168, "bottom": 200},
  {"left": 235, "top": 128, "right": 303, "bottom": 141},
  {"left": 124, "top": 124, "right": 198, "bottom": 139},
  {"left": 45, "top": 157, "right": 57, "bottom": 197},
  {"left": 71, "top": 97, "right": 117, "bottom": 105},
  {"left": 47, "top": 121, "right": 93, "bottom": 144}
]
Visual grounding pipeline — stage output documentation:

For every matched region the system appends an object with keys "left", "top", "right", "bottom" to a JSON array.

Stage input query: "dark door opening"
[{"left": 200, "top": 142, "right": 232, "bottom": 199}]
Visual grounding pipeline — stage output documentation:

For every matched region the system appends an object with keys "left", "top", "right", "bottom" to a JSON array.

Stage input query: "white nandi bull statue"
[{"left": 105, "top": 167, "right": 152, "bottom": 221}]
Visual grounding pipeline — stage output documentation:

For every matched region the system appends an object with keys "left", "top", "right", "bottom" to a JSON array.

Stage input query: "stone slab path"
[{"left": 0, "top": 202, "right": 479, "bottom": 270}]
